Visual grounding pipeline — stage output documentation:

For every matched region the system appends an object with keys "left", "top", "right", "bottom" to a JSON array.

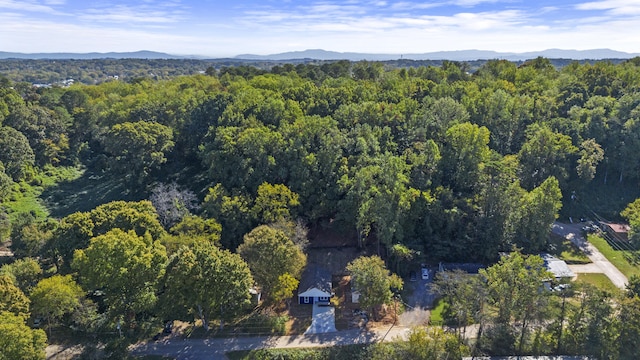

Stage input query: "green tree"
[
  {"left": 237, "top": 225, "right": 307, "bottom": 299},
  {"left": 441, "top": 122, "right": 491, "bottom": 193},
  {"left": 0, "top": 311, "right": 47, "bottom": 360},
  {"left": 480, "top": 252, "right": 552, "bottom": 355},
  {"left": 518, "top": 124, "right": 578, "bottom": 190},
  {"left": 621, "top": 198, "right": 640, "bottom": 247},
  {"left": 511, "top": 177, "right": 563, "bottom": 253},
  {"left": 0, "top": 162, "right": 12, "bottom": 202},
  {"left": 616, "top": 296, "right": 640, "bottom": 359},
  {"left": 160, "top": 244, "right": 253, "bottom": 331},
  {"left": 202, "top": 184, "right": 255, "bottom": 250},
  {"left": 0, "top": 126, "right": 35, "bottom": 181},
  {"left": 102, "top": 121, "right": 174, "bottom": 183},
  {"left": 0, "top": 275, "right": 30, "bottom": 319},
  {"left": 271, "top": 273, "right": 299, "bottom": 305},
  {"left": 49, "top": 200, "right": 166, "bottom": 272},
  {"left": 346, "top": 255, "right": 403, "bottom": 321},
  {"left": 30, "top": 275, "right": 83, "bottom": 337},
  {"left": 251, "top": 182, "right": 300, "bottom": 223},
  {"left": 576, "top": 139, "right": 605, "bottom": 182},
  {"left": 0, "top": 257, "right": 42, "bottom": 294},
  {"left": 72, "top": 229, "right": 167, "bottom": 323}
]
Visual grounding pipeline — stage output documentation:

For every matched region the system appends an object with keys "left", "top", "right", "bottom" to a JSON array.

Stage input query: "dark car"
[{"left": 409, "top": 271, "right": 417, "bottom": 282}]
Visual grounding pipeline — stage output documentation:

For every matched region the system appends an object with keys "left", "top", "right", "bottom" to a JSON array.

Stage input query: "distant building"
[{"left": 600, "top": 222, "right": 630, "bottom": 241}]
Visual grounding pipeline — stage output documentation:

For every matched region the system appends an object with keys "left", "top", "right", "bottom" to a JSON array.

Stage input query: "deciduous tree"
[
  {"left": 238, "top": 225, "right": 306, "bottom": 299},
  {"left": 72, "top": 229, "right": 167, "bottom": 323},
  {"left": 160, "top": 244, "right": 253, "bottom": 330},
  {"left": 346, "top": 255, "right": 403, "bottom": 321}
]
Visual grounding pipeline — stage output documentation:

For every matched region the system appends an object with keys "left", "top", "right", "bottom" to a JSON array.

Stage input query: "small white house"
[{"left": 298, "top": 266, "right": 332, "bottom": 305}]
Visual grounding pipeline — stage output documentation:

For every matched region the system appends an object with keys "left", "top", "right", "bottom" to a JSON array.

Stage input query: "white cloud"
[
  {"left": 0, "top": 0, "right": 65, "bottom": 14},
  {"left": 576, "top": 0, "right": 640, "bottom": 15}
]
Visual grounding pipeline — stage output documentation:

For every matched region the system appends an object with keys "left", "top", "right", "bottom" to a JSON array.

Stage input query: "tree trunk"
[
  {"left": 518, "top": 314, "right": 529, "bottom": 355},
  {"left": 197, "top": 304, "right": 209, "bottom": 331}
]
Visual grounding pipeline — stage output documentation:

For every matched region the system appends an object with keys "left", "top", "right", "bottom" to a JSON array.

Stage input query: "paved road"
[
  {"left": 552, "top": 222, "right": 628, "bottom": 289},
  {"left": 129, "top": 326, "right": 411, "bottom": 360}
]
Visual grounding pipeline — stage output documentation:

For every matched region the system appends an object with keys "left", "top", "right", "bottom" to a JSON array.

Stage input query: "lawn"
[
  {"left": 3, "top": 166, "right": 84, "bottom": 221},
  {"left": 588, "top": 234, "right": 640, "bottom": 279},
  {"left": 547, "top": 233, "right": 591, "bottom": 264},
  {"left": 575, "top": 273, "right": 621, "bottom": 294},
  {"left": 428, "top": 298, "right": 446, "bottom": 326}
]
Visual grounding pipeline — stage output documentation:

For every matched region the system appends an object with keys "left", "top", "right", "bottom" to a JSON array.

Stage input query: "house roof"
[
  {"left": 298, "top": 287, "right": 331, "bottom": 298},
  {"left": 298, "top": 265, "right": 332, "bottom": 296},
  {"left": 541, "top": 253, "right": 575, "bottom": 279},
  {"left": 601, "top": 222, "right": 630, "bottom": 233}
]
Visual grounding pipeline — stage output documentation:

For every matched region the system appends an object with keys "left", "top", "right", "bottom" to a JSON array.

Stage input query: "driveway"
[
  {"left": 304, "top": 303, "right": 337, "bottom": 334},
  {"left": 552, "top": 222, "right": 628, "bottom": 289}
]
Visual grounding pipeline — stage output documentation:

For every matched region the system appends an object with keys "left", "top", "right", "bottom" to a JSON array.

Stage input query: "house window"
[
  {"left": 304, "top": 297, "right": 310, "bottom": 304},
  {"left": 319, "top": 296, "right": 329, "bottom": 301}
]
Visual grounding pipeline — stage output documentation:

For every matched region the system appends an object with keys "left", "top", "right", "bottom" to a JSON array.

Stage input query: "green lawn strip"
[
  {"left": 3, "top": 166, "right": 83, "bottom": 221},
  {"left": 428, "top": 298, "right": 446, "bottom": 325},
  {"left": 575, "top": 273, "right": 621, "bottom": 294},
  {"left": 226, "top": 344, "right": 372, "bottom": 360},
  {"left": 588, "top": 234, "right": 640, "bottom": 279},
  {"left": 547, "top": 233, "right": 591, "bottom": 264}
]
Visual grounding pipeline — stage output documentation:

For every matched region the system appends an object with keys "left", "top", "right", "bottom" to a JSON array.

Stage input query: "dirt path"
[
  {"left": 552, "top": 222, "right": 628, "bottom": 289},
  {"left": 129, "top": 326, "right": 412, "bottom": 360}
]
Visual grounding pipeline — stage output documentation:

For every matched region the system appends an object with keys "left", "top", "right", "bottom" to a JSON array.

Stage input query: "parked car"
[{"left": 409, "top": 271, "right": 417, "bottom": 282}]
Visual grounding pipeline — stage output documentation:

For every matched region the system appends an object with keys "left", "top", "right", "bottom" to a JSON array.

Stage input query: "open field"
[{"left": 575, "top": 273, "right": 620, "bottom": 294}]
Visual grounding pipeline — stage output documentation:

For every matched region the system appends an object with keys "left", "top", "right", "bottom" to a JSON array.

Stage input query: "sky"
[{"left": 1, "top": 0, "right": 639, "bottom": 57}]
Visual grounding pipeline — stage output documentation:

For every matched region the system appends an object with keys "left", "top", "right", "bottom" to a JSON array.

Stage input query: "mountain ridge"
[
  {"left": 1, "top": 49, "right": 638, "bottom": 61},
  {"left": 235, "top": 48, "right": 640, "bottom": 61}
]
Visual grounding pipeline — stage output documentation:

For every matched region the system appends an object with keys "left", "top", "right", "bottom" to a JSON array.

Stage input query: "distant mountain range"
[
  {"left": 0, "top": 50, "right": 189, "bottom": 60},
  {"left": 235, "top": 49, "right": 640, "bottom": 61},
  {"left": 1, "top": 49, "right": 639, "bottom": 61}
]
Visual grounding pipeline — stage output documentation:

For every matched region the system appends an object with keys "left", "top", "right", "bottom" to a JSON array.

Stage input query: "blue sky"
[{"left": 1, "top": 0, "right": 639, "bottom": 56}]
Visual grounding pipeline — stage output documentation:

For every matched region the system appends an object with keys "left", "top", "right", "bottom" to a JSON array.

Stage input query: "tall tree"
[
  {"left": 0, "top": 126, "right": 35, "bottom": 181},
  {"left": 102, "top": 121, "right": 174, "bottom": 184},
  {"left": 518, "top": 124, "right": 578, "bottom": 190},
  {"left": 30, "top": 275, "right": 83, "bottom": 337},
  {"left": 346, "top": 255, "right": 403, "bottom": 321},
  {"left": 161, "top": 244, "right": 253, "bottom": 331},
  {"left": 0, "top": 275, "right": 30, "bottom": 319},
  {"left": 480, "top": 252, "right": 552, "bottom": 355},
  {"left": 237, "top": 225, "right": 306, "bottom": 299},
  {"left": 72, "top": 229, "right": 167, "bottom": 324},
  {"left": 440, "top": 122, "right": 491, "bottom": 194},
  {"left": 0, "top": 311, "right": 47, "bottom": 360}
]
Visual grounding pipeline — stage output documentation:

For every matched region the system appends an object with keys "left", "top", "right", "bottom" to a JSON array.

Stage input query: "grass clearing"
[
  {"left": 575, "top": 273, "right": 621, "bottom": 294},
  {"left": 226, "top": 344, "right": 372, "bottom": 360},
  {"left": 429, "top": 298, "right": 445, "bottom": 325},
  {"left": 3, "top": 166, "right": 84, "bottom": 221},
  {"left": 547, "top": 233, "right": 591, "bottom": 264},
  {"left": 588, "top": 234, "right": 640, "bottom": 279}
]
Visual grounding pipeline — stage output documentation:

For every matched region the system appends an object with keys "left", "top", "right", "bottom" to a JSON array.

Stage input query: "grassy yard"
[
  {"left": 3, "top": 166, "right": 84, "bottom": 221},
  {"left": 428, "top": 298, "right": 446, "bottom": 325},
  {"left": 575, "top": 273, "right": 621, "bottom": 294},
  {"left": 547, "top": 233, "right": 591, "bottom": 264},
  {"left": 588, "top": 234, "right": 640, "bottom": 279},
  {"left": 226, "top": 344, "right": 373, "bottom": 360}
]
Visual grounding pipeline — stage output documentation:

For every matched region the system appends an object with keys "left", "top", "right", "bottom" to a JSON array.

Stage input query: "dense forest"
[{"left": 3, "top": 57, "right": 640, "bottom": 358}]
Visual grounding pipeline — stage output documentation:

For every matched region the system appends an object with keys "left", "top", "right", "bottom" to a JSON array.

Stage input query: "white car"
[{"left": 421, "top": 267, "right": 429, "bottom": 280}]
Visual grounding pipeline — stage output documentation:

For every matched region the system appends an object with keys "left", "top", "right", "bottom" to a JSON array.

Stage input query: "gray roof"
[
  {"left": 298, "top": 265, "right": 332, "bottom": 294},
  {"left": 541, "top": 253, "right": 575, "bottom": 279}
]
